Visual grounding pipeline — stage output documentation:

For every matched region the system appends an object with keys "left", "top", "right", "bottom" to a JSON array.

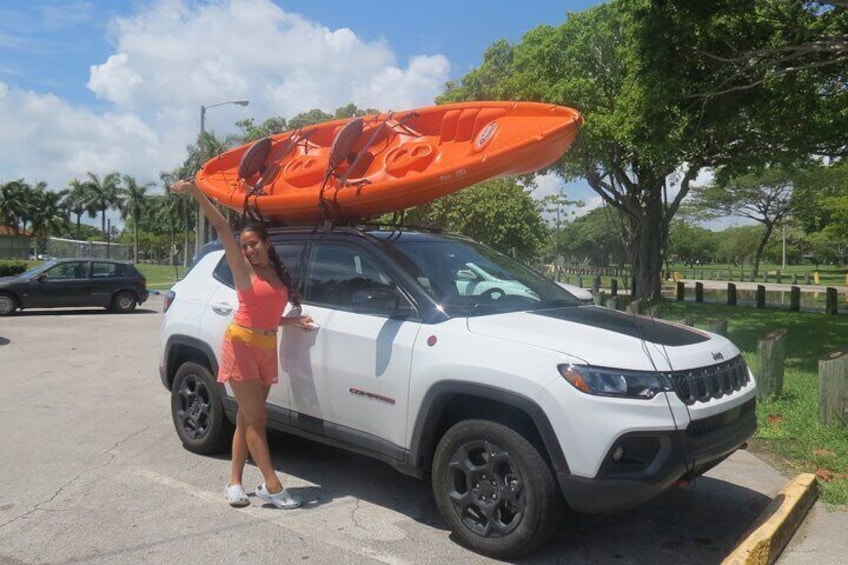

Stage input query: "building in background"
[{"left": 0, "top": 226, "right": 31, "bottom": 260}]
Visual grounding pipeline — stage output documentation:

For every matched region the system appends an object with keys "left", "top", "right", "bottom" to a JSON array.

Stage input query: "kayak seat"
[
  {"left": 282, "top": 156, "right": 324, "bottom": 188},
  {"left": 384, "top": 143, "right": 435, "bottom": 177}
]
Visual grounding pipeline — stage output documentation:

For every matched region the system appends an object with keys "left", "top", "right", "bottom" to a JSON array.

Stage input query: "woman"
[{"left": 172, "top": 179, "right": 313, "bottom": 509}]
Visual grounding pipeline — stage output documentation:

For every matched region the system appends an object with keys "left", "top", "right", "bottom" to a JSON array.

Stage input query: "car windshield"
[
  {"left": 388, "top": 237, "right": 582, "bottom": 316},
  {"left": 19, "top": 260, "right": 58, "bottom": 278}
]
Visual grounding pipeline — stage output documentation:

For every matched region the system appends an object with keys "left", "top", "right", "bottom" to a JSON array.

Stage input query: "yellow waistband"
[{"left": 226, "top": 323, "right": 277, "bottom": 349}]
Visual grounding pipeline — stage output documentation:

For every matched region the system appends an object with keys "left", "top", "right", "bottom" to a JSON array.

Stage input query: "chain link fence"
[{"left": 46, "top": 237, "right": 130, "bottom": 260}]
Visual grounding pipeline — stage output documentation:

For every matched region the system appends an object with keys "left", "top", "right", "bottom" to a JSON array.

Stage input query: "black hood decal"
[{"left": 534, "top": 306, "right": 709, "bottom": 347}]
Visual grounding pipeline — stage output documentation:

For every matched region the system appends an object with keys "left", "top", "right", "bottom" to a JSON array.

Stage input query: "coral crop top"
[{"left": 232, "top": 275, "right": 289, "bottom": 331}]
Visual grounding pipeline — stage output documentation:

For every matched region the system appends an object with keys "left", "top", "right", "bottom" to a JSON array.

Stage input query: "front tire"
[
  {"left": 171, "top": 361, "right": 231, "bottom": 454},
  {"left": 0, "top": 292, "right": 18, "bottom": 316},
  {"left": 432, "top": 419, "right": 564, "bottom": 559}
]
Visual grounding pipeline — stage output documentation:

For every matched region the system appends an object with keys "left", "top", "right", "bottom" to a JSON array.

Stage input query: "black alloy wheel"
[
  {"left": 170, "top": 361, "right": 230, "bottom": 454},
  {"left": 432, "top": 419, "right": 563, "bottom": 559}
]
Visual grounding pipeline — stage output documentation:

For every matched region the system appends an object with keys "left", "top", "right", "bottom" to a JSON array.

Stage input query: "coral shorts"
[{"left": 217, "top": 324, "right": 279, "bottom": 386}]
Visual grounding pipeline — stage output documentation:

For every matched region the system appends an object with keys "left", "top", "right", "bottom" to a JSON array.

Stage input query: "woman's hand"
[
  {"left": 171, "top": 179, "right": 196, "bottom": 195},
  {"left": 280, "top": 314, "right": 317, "bottom": 330}
]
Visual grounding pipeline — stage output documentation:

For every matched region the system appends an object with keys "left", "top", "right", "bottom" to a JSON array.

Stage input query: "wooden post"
[
  {"left": 611, "top": 278, "right": 618, "bottom": 296},
  {"left": 592, "top": 275, "right": 601, "bottom": 295},
  {"left": 676, "top": 281, "right": 685, "bottom": 301},
  {"left": 727, "top": 282, "right": 737, "bottom": 306},
  {"left": 695, "top": 282, "right": 704, "bottom": 303},
  {"left": 790, "top": 286, "right": 801, "bottom": 312},
  {"left": 758, "top": 328, "right": 787, "bottom": 400},
  {"left": 756, "top": 285, "right": 766, "bottom": 309},
  {"left": 818, "top": 350, "right": 848, "bottom": 426},
  {"left": 708, "top": 319, "right": 728, "bottom": 336},
  {"left": 826, "top": 287, "right": 838, "bottom": 315}
]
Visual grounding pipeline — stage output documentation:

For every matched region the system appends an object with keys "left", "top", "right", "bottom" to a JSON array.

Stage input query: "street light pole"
[{"left": 195, "top": 99, "right": 249, "bottom": 259}]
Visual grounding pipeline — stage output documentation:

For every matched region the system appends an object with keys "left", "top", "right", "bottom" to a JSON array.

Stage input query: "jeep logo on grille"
[{"left": 712, "top": 351, "right": 724, "bottom": 361}]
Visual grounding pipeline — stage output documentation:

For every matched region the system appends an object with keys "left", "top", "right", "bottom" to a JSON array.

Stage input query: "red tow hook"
[{"left": 674, "top": 478, "right": 693, "bottom": 488}]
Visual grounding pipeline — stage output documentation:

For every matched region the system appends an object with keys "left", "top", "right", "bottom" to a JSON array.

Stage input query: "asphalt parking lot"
[{"left": 0, "top": 295, "right": 841, "bottom": 564}]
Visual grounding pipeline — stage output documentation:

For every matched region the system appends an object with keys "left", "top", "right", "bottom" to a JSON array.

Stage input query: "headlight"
[{"left": 558, "top": 364, "right": 673, "bottom": 400}]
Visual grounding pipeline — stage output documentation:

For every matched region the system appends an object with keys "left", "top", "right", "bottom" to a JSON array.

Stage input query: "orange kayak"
[{"left": 196, "top": 100, "right": 583, "bottom": 224}]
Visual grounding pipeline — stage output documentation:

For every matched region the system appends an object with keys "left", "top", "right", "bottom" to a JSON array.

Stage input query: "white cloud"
[
  {"left": 0, "top": 82, "right": 166, "bottom": 190},
  {"left": 2, "top": 0, "right": 450, "bottom": 198}
]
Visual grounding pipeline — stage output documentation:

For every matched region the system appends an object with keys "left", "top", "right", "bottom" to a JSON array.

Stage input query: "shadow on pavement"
[{"left": 251, "top": 430, "right": 771, "bottom": 563}]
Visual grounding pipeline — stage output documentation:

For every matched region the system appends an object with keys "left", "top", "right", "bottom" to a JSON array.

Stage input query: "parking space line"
[{"left": 135, "top": 469, "right": 411, "bottom": 565}]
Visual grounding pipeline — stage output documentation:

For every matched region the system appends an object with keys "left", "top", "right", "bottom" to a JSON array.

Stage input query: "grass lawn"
[
  {"left": 136, "top": 263, "right": 187, "bottom": 290},
  {"left": 658, "top": 300, "right": 848, "bottom": 507}
]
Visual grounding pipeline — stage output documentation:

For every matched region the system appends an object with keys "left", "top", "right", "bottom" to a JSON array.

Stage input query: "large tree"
[
  {"left": 686, "top": 167, "right": 795, "bottom": 277},
  {"left": 440, "top": 0, "right": 848, "bottom": 300},
  {"left": 440, "top": 2, "right": 702, "bottom": 300}
]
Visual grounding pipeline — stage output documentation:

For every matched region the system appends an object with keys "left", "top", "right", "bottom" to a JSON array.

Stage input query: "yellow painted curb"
[{"left": 722, "top": 473, "right": 819, "bottom": 565}]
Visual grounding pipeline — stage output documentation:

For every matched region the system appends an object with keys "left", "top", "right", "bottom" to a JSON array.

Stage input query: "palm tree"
[
  {"left": 119, "top": 175, "right": 154, "bottom": 262},
  {"left": 30, "top": 189, "right": 69, "bottom": 256},
  {"left": 83, "top": 172, "right": 124, "bottom": 236},
  {"left": 0, "top": 180, "right": 29, "bottom": 231},
  {"left": 160, "top": 171, "right": 196, "bottom": 266},
  {"left": 64, "top": 180, "right": 97, "bottom": 239}
]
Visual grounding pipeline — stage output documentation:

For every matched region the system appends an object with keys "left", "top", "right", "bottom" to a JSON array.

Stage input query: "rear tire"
[
  {"left": 110, "top": 291, "right": 137, "bottom": 313},
  {"left": 171, "top": 361, "right": 231, "bottom": 454},
  {"left": 432, "top": 419, "right": 564, "bottom": 559}
]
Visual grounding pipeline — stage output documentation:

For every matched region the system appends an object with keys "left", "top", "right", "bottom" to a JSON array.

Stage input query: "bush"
[{"left": 0, "top": 260, "right": 27, "bottom": 276}]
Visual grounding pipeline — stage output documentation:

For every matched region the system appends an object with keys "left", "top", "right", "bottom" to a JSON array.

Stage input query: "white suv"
[{"left": 158, "top": 226, "right": 757, "bottom": 559}]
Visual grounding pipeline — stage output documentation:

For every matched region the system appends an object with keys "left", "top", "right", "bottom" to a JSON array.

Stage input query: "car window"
[
  {"left": 213, "top": 243, "right": 304, "bottom": 291},
  {"left": 44, "top": 261, "right": 88, "bottom": 280},
  {"left": 389, "top": 238, "right": 580, "bottom": 315},
  {"left": 304, "top": 243, "right": 396, "bottom": 310},
  {"left": 92, "top": 262, "right": 127, "bottom": 278}
]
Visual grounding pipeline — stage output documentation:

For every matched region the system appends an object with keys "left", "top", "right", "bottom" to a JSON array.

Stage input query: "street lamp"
[{"left": 195, "top": 99, "right": 250, "bottom": 257}]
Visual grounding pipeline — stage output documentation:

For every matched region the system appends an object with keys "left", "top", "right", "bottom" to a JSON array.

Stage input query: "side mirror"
[{"left": 351, "top": 287, "right": 415, "bottom": 318}]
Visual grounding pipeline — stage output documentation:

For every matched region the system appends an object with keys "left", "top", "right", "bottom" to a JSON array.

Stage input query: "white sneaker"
[
  {"left": 256, "top": 483, "right": 301, "bottom": 509},
  {"left": 224, "top": 483, "right": 250, "bottom": 507}
]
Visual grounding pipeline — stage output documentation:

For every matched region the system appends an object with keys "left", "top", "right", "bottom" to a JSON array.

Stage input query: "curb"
[{"left": 722, "top": 473, "right": 819, "bottom": 565}]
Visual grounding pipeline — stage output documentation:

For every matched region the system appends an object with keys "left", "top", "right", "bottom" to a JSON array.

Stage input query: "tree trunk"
[
  {"left": 629, "top": 197, "right": 665, "bottom": 301},
  {"left": 752, "top": 222, "right": 774, "bottom": 279}
]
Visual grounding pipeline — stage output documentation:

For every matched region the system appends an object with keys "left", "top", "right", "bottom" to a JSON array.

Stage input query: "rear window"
[{"left": 92, "top": 262, "right": 127, "bottom": 278}]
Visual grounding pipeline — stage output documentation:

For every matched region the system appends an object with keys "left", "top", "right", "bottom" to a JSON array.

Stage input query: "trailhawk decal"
[{"left": 349, "top": 388, "right": 396, "bottom": 405}]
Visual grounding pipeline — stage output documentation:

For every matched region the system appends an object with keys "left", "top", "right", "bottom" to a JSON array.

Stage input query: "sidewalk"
[{"left": 713, "top": 449, "right": 847, "bottom": 564}]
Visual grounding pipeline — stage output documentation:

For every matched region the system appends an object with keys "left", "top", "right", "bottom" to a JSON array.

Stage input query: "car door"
[
  {"left": 284, "top": 241, "right": 421, "bottom": 449},
  {"left": 90, "top": 261, "right": 126, "bottom": 307},
  {"left": 28, "top": 261, "right": 91, "bottom": 307}
]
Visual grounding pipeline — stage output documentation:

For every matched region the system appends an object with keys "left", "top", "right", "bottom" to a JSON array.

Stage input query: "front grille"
[
  {"left": 687, "top": 398, "right": 756, "bottom": 437},
  {"left": 667, "top": 355, "right": 750, "bottom": 405}
]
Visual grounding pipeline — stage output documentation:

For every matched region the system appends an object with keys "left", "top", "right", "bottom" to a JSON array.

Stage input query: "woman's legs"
[
  {"left": 229, "top": 407, "right": 250, "bottom": 486},
  {"left": 229, "top": 380, "right": 283, "bottom": 492}
]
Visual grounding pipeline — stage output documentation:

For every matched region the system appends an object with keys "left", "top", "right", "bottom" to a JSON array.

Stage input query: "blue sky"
[{"left": 0, "top": 0, "right": 601, "bottom": 219}]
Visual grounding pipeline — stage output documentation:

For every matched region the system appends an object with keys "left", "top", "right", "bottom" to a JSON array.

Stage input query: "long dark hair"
[{"left": 241, "top": 222, "right": 301, "bottom": 307}]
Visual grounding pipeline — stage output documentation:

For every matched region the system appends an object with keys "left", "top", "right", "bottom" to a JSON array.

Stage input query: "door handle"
[{"left": 212, "top": 302, "right": 233, "bottom": 315}]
